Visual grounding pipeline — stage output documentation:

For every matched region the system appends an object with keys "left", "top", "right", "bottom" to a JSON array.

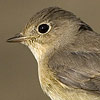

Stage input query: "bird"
[{"left": 7, "top": 7, "right": 100, "bottom": 100}]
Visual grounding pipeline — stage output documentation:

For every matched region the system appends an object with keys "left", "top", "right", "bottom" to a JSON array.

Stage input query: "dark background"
[{"left": 0, "top": 0, "right": 100, "bottom": 100}]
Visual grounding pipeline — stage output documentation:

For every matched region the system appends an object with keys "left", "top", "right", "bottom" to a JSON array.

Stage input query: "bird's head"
[{"left": 7, "top": 7, "right": 83, "bottom": 61}]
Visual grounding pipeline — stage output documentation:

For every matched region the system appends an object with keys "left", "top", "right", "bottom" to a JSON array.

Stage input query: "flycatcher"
[{"left": 7, "top": 7, "right": 100, "bottom": 100}]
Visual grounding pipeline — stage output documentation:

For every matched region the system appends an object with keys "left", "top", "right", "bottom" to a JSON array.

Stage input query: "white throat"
[{"left": 28, "top": 42, "right": 49, "bottom": 63}]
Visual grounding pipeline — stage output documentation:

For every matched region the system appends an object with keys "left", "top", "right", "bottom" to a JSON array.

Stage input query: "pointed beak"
[{"left": 7, "top": 33, "right": 27, "bottom": 43}]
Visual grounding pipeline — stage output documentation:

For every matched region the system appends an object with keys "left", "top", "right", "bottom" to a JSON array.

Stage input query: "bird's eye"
[{"left": 38, "top": 24, "right": 50, "bottom": 34}]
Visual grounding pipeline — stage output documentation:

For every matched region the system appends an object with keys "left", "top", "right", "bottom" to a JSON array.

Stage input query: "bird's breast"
[{"left": 38, "top": 62, "right": 69, "bottom": 100}]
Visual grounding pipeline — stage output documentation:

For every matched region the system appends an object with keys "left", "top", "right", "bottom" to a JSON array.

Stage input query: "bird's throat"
[{"left": 28, "top": 42, "right": 50, "bottom": 63}]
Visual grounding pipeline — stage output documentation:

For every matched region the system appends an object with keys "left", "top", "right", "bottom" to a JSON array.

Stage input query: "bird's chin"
[
  {"left": 21, "top": 41, "right": 27, "bottom": 45},
  {"left": 21, "top": 39, "right": 34, "bottom": 47}
]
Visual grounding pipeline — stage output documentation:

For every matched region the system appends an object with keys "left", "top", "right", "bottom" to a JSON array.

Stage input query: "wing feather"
[{"left": 48, "top": 51, "right": 100, "bottom": 93}]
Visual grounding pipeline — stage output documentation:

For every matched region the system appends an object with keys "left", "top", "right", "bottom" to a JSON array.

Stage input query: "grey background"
[{"left": 0, "top": 0, "right": 100, "bottom": 100}]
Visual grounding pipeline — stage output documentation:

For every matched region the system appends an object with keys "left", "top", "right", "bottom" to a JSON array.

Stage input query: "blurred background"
[{"left": 0, "top": 0, "right": 100, "bottom": 100}]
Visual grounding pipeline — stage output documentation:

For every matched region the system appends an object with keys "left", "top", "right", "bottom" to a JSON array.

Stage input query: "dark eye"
[{"left": 38, "top": 24, "right": 49, "bottom": 34}]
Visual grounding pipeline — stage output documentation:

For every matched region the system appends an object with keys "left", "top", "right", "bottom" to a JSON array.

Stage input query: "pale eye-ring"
[{"left": 37, "top": 23, "right": 51, "bottom": 34}]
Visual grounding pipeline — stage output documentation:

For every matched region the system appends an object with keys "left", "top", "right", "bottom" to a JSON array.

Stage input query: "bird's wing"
[{"left": 48, "top": 50, "right": 100, "bottom": 92}]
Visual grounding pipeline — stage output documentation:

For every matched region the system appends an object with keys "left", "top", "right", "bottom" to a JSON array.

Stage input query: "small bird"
[{"left": 7, "top": 7, "right": 100, "bottom": 100}]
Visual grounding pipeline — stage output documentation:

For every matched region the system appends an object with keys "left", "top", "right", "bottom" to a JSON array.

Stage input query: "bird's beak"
[{"left": 7, "top": 33, "right": 27, "bottom": 43}]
